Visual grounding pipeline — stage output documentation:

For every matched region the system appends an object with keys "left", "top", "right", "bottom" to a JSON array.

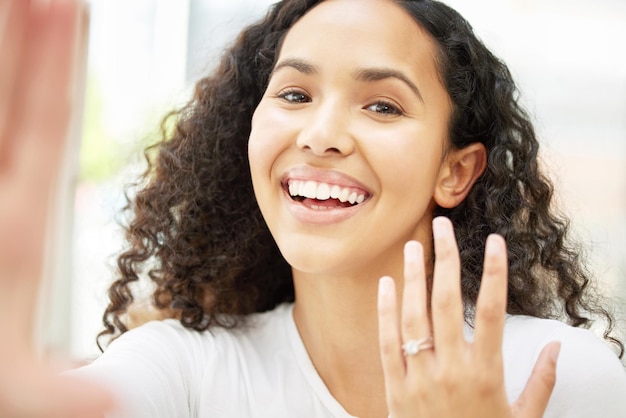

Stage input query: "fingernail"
[
  {"left": 404, "top": 241, "right": 420, "bottom": 261},
  {"left": 432, "top": 216, "right": 450, "bottom": 239},
  {"left": 485, "top": 234, "right": 504, "bottom": 256},
  {"left": 379, "top": 276, "right": 394, "bottom": 296}
]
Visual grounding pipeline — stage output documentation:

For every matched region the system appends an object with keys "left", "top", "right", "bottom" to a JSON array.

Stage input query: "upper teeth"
[{"left": 288, "top": 180, "right": 366, "bottom": 205}]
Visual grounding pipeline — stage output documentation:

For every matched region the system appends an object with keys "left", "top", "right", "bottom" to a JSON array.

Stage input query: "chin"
[{"left": 275, "top": 234, "right": 354, "bottom": 277}]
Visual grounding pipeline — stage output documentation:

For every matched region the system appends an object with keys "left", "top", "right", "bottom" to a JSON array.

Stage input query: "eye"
[
  {"left": 277, "top": 89, "right": 311, "bottom": 103},
  {"left": 366, "top": 101, "right": 403, "bottom": 116}
]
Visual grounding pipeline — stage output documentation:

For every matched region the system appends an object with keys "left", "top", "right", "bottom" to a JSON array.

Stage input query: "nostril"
[
  {"left": 296, "top": 128, "right": 355, "bottom": 157},
  {"left": 298, "top": 144, "right": 344, "bottom": 156}
]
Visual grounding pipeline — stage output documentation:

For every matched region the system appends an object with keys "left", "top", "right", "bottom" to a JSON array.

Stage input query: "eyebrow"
[
  {"left": 272, "top": 58, "right": 319, "bottom": 76},
  {"left": 354, "top": 67, "right": 424, "bottom": 103},
  {"left": 272, "top": 58, "right": 424, "bottom": 103}
]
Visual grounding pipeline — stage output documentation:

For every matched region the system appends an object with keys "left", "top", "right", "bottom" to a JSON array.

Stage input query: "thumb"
[{"left": 512, "top": 341, "right": 560, "bottom": 418}]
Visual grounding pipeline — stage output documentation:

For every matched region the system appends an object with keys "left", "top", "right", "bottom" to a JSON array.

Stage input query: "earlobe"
[{"left": 434, "top": 143, "right": 487, "bottom": 209}]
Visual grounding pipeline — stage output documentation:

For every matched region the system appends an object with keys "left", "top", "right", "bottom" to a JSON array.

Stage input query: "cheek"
[
  {"left": 248, "top": 103, "right": 296, "bottom": 196},
  {"left": 248, "top": 105, "right": 275, "bottom": 177},
  {"left": 248, "top": 128, "right": 275, "bottom": 220},
  {"left": 248, "top": 128, "right": 268, "bottom": 198},
  {"left": 249, "top": 102, "right": 305, "bottom": 175},
  {"left": 249, "top": 103, "right": 291, "bottom": 155},
  {"left": 360, "top": 127, "right": 447, "bottom": 216},
  {"left": 364, "top": 126, "right": 445, "bottom": 182}
]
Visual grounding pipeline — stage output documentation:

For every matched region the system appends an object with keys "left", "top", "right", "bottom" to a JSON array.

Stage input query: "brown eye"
[
  {"left": 279, "top": 90, "right": 311, "bottom": 103},
  {"left": 366, "top": 101, "right": 402, "bottom": 116}
]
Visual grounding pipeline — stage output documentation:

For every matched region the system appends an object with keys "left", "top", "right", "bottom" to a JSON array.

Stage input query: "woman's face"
[{"left": 248, "top": 0, "right": 453, "bottom": 278}]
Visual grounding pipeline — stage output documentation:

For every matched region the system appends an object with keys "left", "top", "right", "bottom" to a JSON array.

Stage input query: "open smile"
[
  {"left": 279, "top": 167, "right": 372, "bottom": 224},
  {"left": 286, "top": 179, "right": 369, "bottom": 209},
  {"left": 280, "top": 178, "right": 371, "bottom": 224}
]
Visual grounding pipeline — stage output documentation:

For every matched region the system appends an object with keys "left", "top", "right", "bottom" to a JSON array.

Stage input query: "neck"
[
  {"left": 292, "top": 268, "right": 395, "bottom": 418},
  {"left": 289, "top": 229, "right": 435, "bottom": 417}
]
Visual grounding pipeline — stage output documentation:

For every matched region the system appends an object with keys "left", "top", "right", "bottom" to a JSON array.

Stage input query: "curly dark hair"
[{"left": 97, "top": 0, "right": 623, "bottom": 357}]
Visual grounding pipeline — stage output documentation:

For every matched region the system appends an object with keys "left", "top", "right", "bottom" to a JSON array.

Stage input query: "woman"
[{"left": 1, "top": 0, "right": 625, "bottom": 417}]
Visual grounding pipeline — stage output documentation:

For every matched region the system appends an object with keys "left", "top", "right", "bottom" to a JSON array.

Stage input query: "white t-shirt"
[{"left": 74, "top": 303, "right": 626, "bottom": 417}]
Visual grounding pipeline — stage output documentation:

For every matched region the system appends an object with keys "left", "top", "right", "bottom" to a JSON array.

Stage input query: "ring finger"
[{"left": 401, "top": 240, "right": 433, "bottom": 367}]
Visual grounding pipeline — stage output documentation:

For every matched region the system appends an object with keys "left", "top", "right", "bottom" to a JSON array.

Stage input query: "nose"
[{"left": 296, "top": 99, "right": 355, "bottom": 157}]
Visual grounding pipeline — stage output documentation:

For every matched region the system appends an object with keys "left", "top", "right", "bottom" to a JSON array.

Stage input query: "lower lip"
[{"left": 282, "top": 189, "right": 365, "bottom": 225}]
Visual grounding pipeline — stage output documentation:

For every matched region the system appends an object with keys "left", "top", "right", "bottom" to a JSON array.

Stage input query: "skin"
[
  {"left": 249, "top": 0, "right": 558, "bottom": 417},
  {"left": 378, "top": 221, "right": 560, "bottom": 418},
  {"left": 0, "top": 0, "right": 112, "bottom": 416},
  {"left": 0, "top": 0, "right": 557, "bottom": 416},
  {"left": 250, "top": 0, "right": 480, "bottom": 281}
]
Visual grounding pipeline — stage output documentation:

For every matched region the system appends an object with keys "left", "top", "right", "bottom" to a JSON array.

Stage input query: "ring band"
[{"left": 402, "top": 336, "right": 434, "bottom": 356}]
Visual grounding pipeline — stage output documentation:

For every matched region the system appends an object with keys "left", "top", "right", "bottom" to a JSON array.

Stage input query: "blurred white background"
[{"left": 44, "top": 0, "right": 626, "bottom": 359}]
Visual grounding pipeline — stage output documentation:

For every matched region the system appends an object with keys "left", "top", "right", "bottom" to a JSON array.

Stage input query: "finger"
[
  {"left": 2, "top": 0, "right": 80, "bottom": 258},
  {"left": 0, "top": 0, "right": 29, "bottom": 163},
  {"left": 0, "top": 0, "right": 81, "bottom": 348},
  {"left": 2, "top": 0, "right": 80, "bottom": 204},
  {"left": 473, "top": 234, "right": 508, "bottom": 366},
  {"left": 401, "top": 241, "right": 432, "bottom": 360},
  {"left": 513, "top": 342, "right": 560, "bottom": 418},
  {"left": 17, "top": 0, "right": 79, "bottom": 147},
  {"left": 378, "top": 276, "right": 405, "bottom": 394},
  {"left": 430, "top": 217, "right": 465, "bottom": 357}
]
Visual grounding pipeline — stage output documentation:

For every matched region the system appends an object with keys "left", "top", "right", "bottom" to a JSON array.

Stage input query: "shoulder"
[
  {"left": 75, "top": 304, "right": 294, "bottom": 418},
  {"left": 501, "top": 316, "right": 626, "bottom": 417},
  {"left": 69, "top": 319, "right": 204, "bottom": 418},
  {"left": 107, "top": 302, "right": 293, "bottom": 355},
  {"left": 501, "top": 315, "right": 623, "bottom": 373},
  {"left": 98, "top": 303, "right": 295, "bottom": 380}
]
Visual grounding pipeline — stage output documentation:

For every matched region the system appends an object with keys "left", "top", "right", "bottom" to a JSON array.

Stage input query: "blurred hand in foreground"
[{"left": 0, "top": 0, "right": 113, "bottom": 416}]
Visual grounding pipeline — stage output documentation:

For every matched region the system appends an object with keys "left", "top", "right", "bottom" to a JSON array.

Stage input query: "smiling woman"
[
  {"left": 248, "top": 3, "right": 473, "bottom": 278},
  {"left": 2, "top": 0, "right": 626, "bottom": 417}
]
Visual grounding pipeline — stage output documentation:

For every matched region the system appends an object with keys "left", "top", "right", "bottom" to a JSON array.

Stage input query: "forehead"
[{"left": 278, "top": 0, "right": 441, "bottom": 79}]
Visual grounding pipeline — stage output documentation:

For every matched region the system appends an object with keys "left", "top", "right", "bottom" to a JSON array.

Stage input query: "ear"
[{"left": 434, "top": 143, "right": 487, "bottom": 209}]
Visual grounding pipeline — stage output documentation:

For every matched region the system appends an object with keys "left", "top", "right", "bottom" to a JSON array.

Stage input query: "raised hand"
[
  {"left": 0, "top": 0, "right": 112, "bottom": 416},
  {"left": 377, "top": 216, "right": 560, "bottom": 418}
]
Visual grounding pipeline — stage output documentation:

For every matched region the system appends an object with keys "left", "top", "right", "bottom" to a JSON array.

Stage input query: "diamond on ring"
[{"left": 402, "top": 336, "right": 434, "bottom": 356}]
